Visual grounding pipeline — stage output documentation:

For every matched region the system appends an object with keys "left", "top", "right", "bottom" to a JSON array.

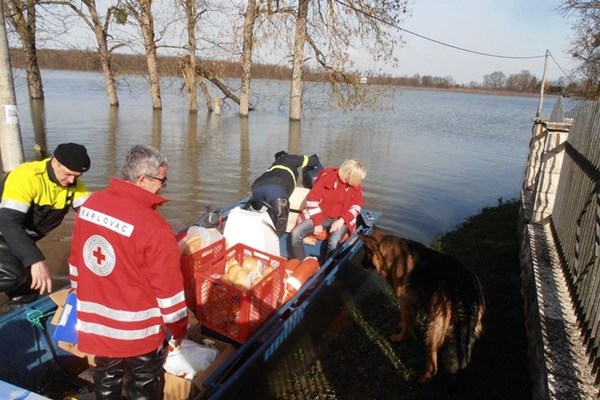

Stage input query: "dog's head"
[{"left": 358, "top": 229, "right": 388, "bottom": 277}]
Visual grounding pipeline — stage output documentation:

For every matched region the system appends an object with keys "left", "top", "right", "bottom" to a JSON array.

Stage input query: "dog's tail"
[{"left": 442, "top": 270, "right": 485, "bottom": 374}]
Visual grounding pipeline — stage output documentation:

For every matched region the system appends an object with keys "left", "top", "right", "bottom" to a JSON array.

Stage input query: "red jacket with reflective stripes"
[
  {"left": 298, "top": 167, "right": 363, "bottom": 234},
  {"left": 69, "top": 178, "right": 188, "bottom": 358}
]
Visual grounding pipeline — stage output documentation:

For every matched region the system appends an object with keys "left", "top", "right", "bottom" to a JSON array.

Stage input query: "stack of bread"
[{"left": 220, "top": 256, "right": 274, "bottom": 290}]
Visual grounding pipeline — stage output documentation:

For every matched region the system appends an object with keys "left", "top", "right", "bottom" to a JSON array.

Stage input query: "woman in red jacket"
[{"left": 291, "top": 159, "right": 367, "bottom": 260}]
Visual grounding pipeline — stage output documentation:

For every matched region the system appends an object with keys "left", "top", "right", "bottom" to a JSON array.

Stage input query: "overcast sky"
[{"left": 351, "top": 0, "right": 576, "bottom": 85}]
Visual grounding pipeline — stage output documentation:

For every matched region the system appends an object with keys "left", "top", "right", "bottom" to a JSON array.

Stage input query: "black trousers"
[
  {"left": 0, "top": 235, "right": 30, "bottom": 296},
  {"left": 92, "top": 348, "right": 165, "bottom": 400}
]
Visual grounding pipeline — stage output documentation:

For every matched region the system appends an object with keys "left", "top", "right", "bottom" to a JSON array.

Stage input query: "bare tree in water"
[
  {"left": 43, "top": 0, "right": 128, "bottom": 106},
  {"left": 178, "top": 0, "right": 202, "bottom": 113},
  {"left": 175, "top": 0, "right": 254, "bottom": 113},
  {"left": 123, "top": 0, "right": 162, "bottom": 110},
  {"left": 3, "top": 0, "right": 44, "bottom": 99},
  {"left": 283, "top": 0, "right": 410, "bottom": 120},
  {"left": 238, "top": 0, "right": 258, "bottom": 117}
]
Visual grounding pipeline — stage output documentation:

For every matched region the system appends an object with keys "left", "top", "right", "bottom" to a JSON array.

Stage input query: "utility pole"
[
  {"left": 0, "top": 0, "right": 24, "bottom": 172},
  {"left": 535, "top": 50, "right": 549, "bottom": 118}
]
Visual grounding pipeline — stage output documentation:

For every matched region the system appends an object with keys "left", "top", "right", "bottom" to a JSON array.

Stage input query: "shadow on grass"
[{"left": 246, "top": 200, "right": 531, "bottom": 400}]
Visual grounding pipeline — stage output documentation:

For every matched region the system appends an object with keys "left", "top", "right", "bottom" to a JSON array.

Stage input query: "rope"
[
  {"left": 26, "top": 308, "right": 54, "bottom": 328},
  {"left": 25, "top": 308, "right": 57, "bottom": 367}
]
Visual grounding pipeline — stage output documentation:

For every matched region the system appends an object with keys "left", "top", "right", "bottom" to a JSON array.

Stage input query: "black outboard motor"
[{"left": 302, "top": 161, "right": 323, "bottom": 189}]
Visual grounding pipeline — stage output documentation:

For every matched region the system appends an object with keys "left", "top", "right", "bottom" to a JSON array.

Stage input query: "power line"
[
  {"left": 395, "top": 26, "right": 546, "bottom": 60},
  {"left": 333, "top": 0, "right": 579, "bottom": 82},
  {"left": 549, "top": 52, "right": 577, "bottom": 83},
  {"left": 334, "top": 0, "right": 546, "bottom": 59}
]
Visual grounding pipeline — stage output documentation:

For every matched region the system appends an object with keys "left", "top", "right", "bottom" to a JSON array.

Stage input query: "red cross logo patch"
[{"left": 83, "top": 235, "right": 116, "bottom": 276}]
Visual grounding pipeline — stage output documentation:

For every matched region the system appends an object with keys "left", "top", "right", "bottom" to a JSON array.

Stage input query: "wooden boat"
[{"left": 0, "top": 197, "right": 380, "bottom": 399}]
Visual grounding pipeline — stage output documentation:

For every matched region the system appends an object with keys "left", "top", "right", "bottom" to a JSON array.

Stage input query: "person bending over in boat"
[
  {"left": 68, "top": 144, "right": 188, "bottom": 400},
  {"left": 250, "top": 151, "right": 320, "bottom": 235},
  {"left": 0, "top": 143, "right": 91, "bottom": 308},
  {"left": 290, "top": 159, "right": 366, "bottom": 261}
]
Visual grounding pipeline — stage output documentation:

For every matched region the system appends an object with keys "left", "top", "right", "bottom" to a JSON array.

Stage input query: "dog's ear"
[{"left": 359, "top": 232, "right": 377, "bottom": 251}]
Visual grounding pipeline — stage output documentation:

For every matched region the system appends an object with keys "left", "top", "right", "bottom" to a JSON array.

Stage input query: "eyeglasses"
[{"left": 146, "top": 175, "right": 168, "bottom": 188}]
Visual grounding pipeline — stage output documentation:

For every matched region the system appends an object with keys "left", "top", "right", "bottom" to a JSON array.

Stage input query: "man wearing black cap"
[
  {"left": 0, "top": 142, "right": 91, "bottom": 307},
  {"left": 250, "top": 151, "right": 320, "bottom": 235}
]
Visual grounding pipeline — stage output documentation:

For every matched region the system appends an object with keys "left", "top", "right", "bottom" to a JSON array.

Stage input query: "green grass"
[{"left": 249, "top": 199, "right": 531, "bottom": 399}]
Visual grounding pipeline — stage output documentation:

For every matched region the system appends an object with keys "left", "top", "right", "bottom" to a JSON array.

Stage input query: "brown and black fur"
[{"left": 359, "top": 229, "right": 485, "bottom": 384}]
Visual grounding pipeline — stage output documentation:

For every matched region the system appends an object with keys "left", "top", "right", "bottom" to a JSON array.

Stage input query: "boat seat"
[{"left": 303, "top": 230, "right": 349, "bottom": 246}]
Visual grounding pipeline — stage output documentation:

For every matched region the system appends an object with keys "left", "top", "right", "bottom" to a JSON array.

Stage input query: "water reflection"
[
  {"left": 152, "top": 110, "right": 162, "bottom": 150},
  {"left": 30, "top": 99, "right": 48, "bottom": 159},
  {"left": 106, "top": 107, "right": 118, "bottom": 178},
  {"left": 288, "top": 120, "right": 301, "bottom": 155},
  {"left": 239, "top": 116, "right": 251, "bottom": 196}
]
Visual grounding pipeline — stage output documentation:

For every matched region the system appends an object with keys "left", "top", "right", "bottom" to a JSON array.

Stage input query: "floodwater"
[{"left": 5, "top": 69, "right": 553, "bottom": 288}]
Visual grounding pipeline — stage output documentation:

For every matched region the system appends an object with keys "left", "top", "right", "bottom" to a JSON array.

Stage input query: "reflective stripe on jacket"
[{"left": 0, "top": 158, "right": 90, "bottom": 266}]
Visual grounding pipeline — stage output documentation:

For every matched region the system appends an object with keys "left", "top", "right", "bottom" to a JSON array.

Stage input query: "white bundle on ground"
[{"left": 163, "top": 338, "right": 221, "bottom": 380}]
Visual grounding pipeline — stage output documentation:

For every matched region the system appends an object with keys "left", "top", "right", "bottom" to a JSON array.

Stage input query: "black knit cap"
[{"left": 54, "top": 143, "right": 90, "bottom": 173}]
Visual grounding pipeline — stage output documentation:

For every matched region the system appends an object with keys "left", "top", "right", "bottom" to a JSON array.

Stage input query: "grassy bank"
[{"left": 249, "top": 199, "right": 530, "bottom": 399}]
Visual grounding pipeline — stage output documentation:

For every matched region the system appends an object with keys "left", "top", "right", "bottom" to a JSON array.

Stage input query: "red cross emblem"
[
  {"left": 92, "top": 246, "right": 106, "bottom": 265},
  {"left": 83, "top": 235, "right": 116, "bottom": 276}
]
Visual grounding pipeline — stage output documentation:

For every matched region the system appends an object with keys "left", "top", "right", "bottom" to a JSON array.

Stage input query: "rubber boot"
[{"left": 269, "top": 198, "right": 290, "bottom": 236}]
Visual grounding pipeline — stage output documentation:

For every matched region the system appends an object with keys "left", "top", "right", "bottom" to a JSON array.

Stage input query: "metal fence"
[{"left": 550, "top": 100, "right": 600, "bottom": 384}]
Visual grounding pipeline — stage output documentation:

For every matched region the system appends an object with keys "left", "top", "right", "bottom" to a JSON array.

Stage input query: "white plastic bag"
[{"left": 163, "top": 338, "right": 220, "bottom": 380}]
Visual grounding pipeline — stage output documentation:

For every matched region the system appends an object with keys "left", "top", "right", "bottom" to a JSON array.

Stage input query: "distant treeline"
[{"left": 9, "top": 48, "right": 566, "bottom": 95}]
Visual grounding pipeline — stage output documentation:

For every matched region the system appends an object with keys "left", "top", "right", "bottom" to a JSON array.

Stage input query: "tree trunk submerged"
[
  {"left": 289, "top": 0, "right": 309, "bottom": 121},
  {"left": 239, "top": 0, "right": 257, "bottom": 117}
]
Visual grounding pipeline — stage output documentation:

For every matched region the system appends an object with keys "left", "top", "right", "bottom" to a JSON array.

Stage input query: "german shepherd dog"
[{"left": 358, "top": 229, "right": 485, "bottom": 383}]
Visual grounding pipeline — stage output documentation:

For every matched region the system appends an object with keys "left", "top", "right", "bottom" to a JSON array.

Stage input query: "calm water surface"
[{"left": 7, "top": 69, "right": 555, "bottom": 285}]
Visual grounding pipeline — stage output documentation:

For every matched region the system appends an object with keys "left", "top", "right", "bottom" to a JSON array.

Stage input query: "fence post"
[
  {"left": 530, "top": 121, "right": 572, "bottom": 223},
  {"left": 523, "top": 118, "right": 547, "bottom": 192}
]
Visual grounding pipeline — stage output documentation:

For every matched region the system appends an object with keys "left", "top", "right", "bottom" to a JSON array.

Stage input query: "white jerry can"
[{"left": 223, "top": 207, "right": 281, "bottom": 257}]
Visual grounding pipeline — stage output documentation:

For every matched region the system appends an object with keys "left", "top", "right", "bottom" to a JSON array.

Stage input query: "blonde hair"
[{"left": 338, "top": 159, "right": 366, "bottom": 187}]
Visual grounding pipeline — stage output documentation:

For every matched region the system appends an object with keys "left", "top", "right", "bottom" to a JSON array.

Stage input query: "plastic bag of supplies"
[{"left": 163, "top": 338, "right": 221, "bottom": 380}]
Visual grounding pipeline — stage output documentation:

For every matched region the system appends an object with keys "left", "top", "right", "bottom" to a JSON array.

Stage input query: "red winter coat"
[
  {"left": 68, "top": 178, "right": 188, "bottom": 358},
  {"left": 298, "top": 167, "right": 363, "bottom": 233}
]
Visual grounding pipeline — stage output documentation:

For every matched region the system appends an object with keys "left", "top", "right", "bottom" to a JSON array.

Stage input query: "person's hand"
[
  {"left": 314, "top": 225, "right": 324, "bottom": 236},
  {"left": 30, "top": 261, "right": 52, "bottom": 295},
  {"left": 330, "top": 218, "right": 345, "bottom": 232},
  {"left": 171, "top": 337, "right": 183, "bottom": 348}
]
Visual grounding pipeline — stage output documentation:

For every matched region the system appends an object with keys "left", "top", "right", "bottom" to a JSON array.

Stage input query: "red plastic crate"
[
  {"left": 179, "top": 236, "right": 226, "bottom": 313},
  {"left": 195, "top": 243, "right": 286, "bottom": 343}
]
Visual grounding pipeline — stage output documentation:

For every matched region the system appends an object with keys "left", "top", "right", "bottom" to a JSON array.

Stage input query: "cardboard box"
[
  {"left": 286, "top": 187, "right": 309, "bottom": 233},
  {"left": 288, "top": 187, "right": 309, "bottom": 210},
  {"left": 49, "top": 288, "right": 94, "bottom": 363},
  {"left": 163, "top": 325, "right": 236, "bottom": 400}
]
